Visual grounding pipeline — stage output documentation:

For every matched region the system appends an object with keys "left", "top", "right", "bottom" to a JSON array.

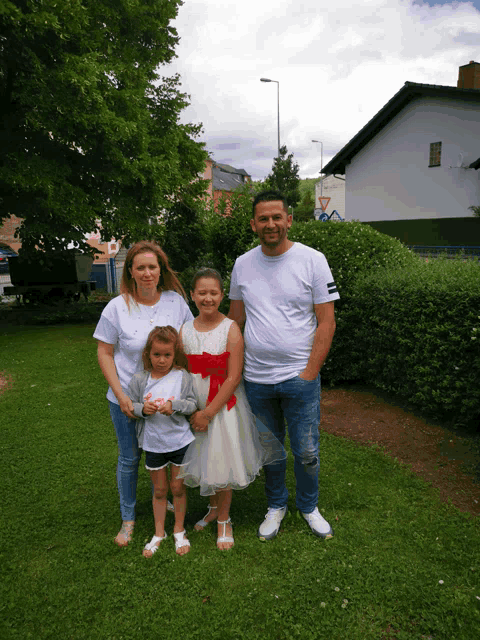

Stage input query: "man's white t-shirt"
[{"left": 229, "top": 242, "right": 339, "bottom": 384}]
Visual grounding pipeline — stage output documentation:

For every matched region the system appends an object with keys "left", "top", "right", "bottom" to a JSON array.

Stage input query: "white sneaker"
[
  {"left": 302, "top": 507, "right": 334, "bottom": 539},
  {"left": 257, "top": 506, "right": 287, "bottom": 540}
]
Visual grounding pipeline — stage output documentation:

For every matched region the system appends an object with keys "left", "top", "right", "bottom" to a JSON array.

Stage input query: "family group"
[{"left": 93, "top": 190, "right": 340, "bottom": 557}]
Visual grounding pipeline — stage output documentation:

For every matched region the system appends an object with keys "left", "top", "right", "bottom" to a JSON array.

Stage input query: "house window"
[{"left": 429, "top": 142, "right": 442, "bottom": 167}]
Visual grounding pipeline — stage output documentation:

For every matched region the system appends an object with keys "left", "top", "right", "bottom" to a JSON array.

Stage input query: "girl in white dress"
[{"left": 180, "top": 268, "right": 285, "bottom": 550}]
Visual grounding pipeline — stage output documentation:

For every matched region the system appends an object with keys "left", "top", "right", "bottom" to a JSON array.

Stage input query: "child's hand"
[
  {"left": 142, "top": 401, "right": 158, "bottom": 416},
  {"left": 157, "top": 400, "right": 173, "bottom": 416},
  {"left": 190, "top": 410, "right": 210, "bottom": 432}
]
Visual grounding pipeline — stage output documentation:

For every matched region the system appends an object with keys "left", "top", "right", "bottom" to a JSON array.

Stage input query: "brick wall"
[{"left": 0, "top": 215, "right": 22, "bottom": 251}]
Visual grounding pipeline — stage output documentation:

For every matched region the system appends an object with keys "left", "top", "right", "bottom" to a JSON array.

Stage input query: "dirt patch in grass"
[
  {"left": 321, "top": 386, "right": 480, "bottom": 517},
  {"left": 0, "top": 372, "right": 12, "bottom": 396}
]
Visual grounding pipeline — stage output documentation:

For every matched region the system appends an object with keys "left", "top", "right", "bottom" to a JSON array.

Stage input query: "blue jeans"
[
  {"left": 109, "top": 401, "right": 140, "bottom": 521},
  {"left": 244, "top": 375, "right": 321, "bottom": 514}
]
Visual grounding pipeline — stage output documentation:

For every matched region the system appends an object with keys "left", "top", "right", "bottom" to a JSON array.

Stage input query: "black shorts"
[{"left": 144, "top": 444, "right": 190, "bottom": 470}]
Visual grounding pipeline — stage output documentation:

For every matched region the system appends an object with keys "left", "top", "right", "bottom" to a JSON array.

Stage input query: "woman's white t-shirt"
[{"left": 93, "top": 291, "right": 193, "bottom": 404}]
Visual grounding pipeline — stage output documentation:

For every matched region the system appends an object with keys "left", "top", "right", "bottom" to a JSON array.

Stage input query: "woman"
[{"left": 94, "top": 241, "right": 193, "bottom": 546}]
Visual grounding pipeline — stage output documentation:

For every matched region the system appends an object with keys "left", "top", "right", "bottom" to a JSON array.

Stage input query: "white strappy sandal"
[
  {"left": 217, "top": 518, "right": 234, "bottom": 550},
  {"left": 142, "top": 532, "right": 167, "bottom": 557},
  {"left": 194, "top": 505, "right": 217, "bottom": 531},
  {"left": 173, "top": 530, "right": 191, "bottom": 555}
]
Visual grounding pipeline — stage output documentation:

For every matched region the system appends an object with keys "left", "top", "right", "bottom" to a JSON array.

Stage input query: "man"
[{"left": 228, "top": 190, "right": 339, "bottom": 540}]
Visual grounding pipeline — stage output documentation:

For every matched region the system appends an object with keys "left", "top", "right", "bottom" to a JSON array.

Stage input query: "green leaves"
[
  {"left": 265, "top": 144, "right": 301, "bottom": 208},
  {"left": 0, "top": 0, "right": 206, "bottom": 256}
]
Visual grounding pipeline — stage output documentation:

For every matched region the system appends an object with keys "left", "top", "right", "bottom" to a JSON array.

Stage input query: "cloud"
[{"left": 164, "top": 0, "right": 480, "bottom": 180}]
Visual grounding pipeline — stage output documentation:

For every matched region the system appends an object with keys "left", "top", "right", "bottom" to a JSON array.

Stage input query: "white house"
[
  {"left": 321, "top": 61, "right": 480, "bottom": 247},
  {"left": 314, "top": 174, "right": 346, "bottom": 220}
]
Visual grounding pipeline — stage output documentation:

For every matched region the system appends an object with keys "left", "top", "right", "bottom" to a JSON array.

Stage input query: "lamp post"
[
  {"left": 312, "top": 140, "right": 323, "bottom": 197},
  {"left": 260, "top": 78, "right": 280, "bottom": 157}
]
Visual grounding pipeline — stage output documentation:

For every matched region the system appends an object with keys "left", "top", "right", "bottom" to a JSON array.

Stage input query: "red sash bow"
[{"left": 187, "top": 351, "right": 237, "bottom": 411}]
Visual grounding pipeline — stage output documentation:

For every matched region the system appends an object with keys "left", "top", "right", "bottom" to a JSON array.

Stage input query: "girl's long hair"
[
  {"left": 120, "top": 241, "right": 187, "bottom": 309},
  {"left": 142, "top": 325, "right": 188, "bottom": 372}
]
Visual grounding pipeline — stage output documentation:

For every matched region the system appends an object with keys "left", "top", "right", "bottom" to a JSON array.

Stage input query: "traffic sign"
[{"left": 318, "top": 197, "right": 331, "bottom": 212}]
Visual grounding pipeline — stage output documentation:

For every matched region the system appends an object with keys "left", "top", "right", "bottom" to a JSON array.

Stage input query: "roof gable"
[{"left": 323, "top": 82, "right": 480, "bottom": 176}]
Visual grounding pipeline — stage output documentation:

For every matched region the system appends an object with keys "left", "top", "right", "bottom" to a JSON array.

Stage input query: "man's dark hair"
[{"left": 252, "top": 190, "right": 288, "bottom": 218}]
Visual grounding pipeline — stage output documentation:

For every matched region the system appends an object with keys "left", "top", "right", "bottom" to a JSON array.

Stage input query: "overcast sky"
[{"left": 164, "top": 0, "right": 480, "bottom": 181}]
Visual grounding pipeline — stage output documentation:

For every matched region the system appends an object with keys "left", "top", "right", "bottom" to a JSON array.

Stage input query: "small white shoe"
[
  {"left": 301, "top": 507, "right": 334, "bottom": 539},
  {"left": 257, "top": 506, "right": 287, "bottom": 541}
]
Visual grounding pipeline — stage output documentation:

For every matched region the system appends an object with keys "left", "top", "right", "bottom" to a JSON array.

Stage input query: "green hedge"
[
  {"left": 339, "top": 257, "right": 480, "bottom": 429},
  {"left": 288, "top": 220, "right": 419, "bottom": 301},
  {"left": 286, "top": 221, "right": 420, "bottom": 385}
]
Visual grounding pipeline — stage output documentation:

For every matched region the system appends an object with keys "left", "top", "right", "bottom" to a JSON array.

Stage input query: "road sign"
[{"left": 318, "top": 196, "right": 331, "bottom": 212}]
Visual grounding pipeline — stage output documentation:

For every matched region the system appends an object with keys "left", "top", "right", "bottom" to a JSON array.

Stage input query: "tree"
[
  {"left": 468, "top": 206, "right": 480, "bottom": 218},
  {"left": 0, "top": 0, "right": 207, "bottom": 257},
  {"left": 293, "top": 189, "right": 315, "bottom": 222},
  {"left": 264, "top": 145, "right": 300, "bottom": 209}
]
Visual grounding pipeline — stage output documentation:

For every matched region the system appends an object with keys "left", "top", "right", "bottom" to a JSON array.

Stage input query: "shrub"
[
  {"left": 340, "top": 256, "right": 480, "bottom": 429},
  {"left": 287, "top": 220, "right": 419, "bottom": 301},
  {"left": 283, "top": 221, "right": 419, "bottom": 384}
]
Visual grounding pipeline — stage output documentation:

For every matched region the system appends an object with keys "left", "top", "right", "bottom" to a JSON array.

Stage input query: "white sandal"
[
  {"left": 173, "top": 530, "right": 191, "bottom": 555},
  {"left": 194, "top": 505, "right": 217, "bottom": 531},
  {"left": 143, "top": 533, "right": 167, "bottom": 557},
  {"left": 217, "top": 518, "right": 234, "bottom": 550}
]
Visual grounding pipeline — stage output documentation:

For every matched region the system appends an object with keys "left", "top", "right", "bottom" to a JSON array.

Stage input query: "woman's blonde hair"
[
  {"left": 120, "top": 241, "right": 187, "bottom": 308},
  {"left": 142, "top": 326, "right": 188, "bottom": 372}
]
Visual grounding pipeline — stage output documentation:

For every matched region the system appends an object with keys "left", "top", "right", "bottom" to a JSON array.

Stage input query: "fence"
[
  {"left": 408, "top": 245, "right": 480, "bottom": 260},
  {"left": 89, "top": 258, "right": 122, "bottom": 293}
]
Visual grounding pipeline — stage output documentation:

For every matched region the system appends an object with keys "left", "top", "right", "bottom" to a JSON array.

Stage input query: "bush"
[
  {"left": 339, "top": 257, "right": 480, "bottom": 429},
  {"left": 194, "top": 188, "right": 256, "bottom": 313},
  {"left": 287, "top": 220, "right": 419, "bottom": 301},
  {"left": 282, "top": 221, "right": 419, "bottom": 384}
]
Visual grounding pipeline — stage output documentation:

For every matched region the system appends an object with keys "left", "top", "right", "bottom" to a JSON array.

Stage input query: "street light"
[
  {"left": 312, "top": 139, "right": 323, "bottom": 197},
  {"left": 260, "top": 78, "right": 280, "bottom": 157}
]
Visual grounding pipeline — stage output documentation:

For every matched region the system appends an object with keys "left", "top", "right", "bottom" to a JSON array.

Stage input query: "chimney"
[{"left": 457, "top": 61, "right": 480, "bottom": 89}]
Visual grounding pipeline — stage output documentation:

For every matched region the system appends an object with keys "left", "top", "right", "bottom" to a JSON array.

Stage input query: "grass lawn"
[{"left": 0, "top": 325, "right": 479, "bottom": 640}]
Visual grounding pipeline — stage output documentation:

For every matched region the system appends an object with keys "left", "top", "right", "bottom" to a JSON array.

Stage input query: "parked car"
[{"left": 0, "top": 242, "right": 18, "bottom": 275}]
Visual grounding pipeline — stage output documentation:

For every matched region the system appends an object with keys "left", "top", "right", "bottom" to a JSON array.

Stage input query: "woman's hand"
[
  {"left": 117, "top": 392, "right": 135, "bottom": 419},
  {"left": 189, "top": 410, "right": 210, "bottom": 432},
  {"left": 157, "top": 400, "right": 173, "bottom": 416}
]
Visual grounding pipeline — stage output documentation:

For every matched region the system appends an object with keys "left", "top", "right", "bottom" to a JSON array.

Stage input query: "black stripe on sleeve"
[{"left": 327, "top": 281, "right": 337, "bottom": 294}]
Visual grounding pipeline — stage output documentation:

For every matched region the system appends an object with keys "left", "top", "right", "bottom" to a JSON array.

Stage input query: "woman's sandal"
[
  {"left": 194, "top": 505, "right": 217, "bottom": 531},
  {"left": 143, "top": 532, "right": 167, "bottom": 557},
  {"left": 115, "top": 522, "right": 134, "bottom": 547},
  {"left": 173, "top": 530, "right": 191, "bottom": 555},
  {"left": 217, "top": 518, "right": 234, "bottom": 551}
]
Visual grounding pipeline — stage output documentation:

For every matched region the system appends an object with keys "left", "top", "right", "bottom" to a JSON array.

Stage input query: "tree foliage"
[
  {"left": 264, "top": 144, "right": 300, "bottom": 208},
  {"left": 0, "top": 0, "right": 207, "bottom": 256},
  {"left": 468, "top": 206, "right": 480, "bottom": 218},
  {"left": 293, "top": 189, "right": 315, "bottom": 222}
]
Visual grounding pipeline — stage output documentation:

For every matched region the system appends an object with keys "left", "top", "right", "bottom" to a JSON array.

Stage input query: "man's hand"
[{"left": 298, "top": 369, "right": 318, "bottom": 381}]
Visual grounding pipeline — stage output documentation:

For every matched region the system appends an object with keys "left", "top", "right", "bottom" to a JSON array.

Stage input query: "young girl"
[
  {"left": 180, "top": 268, "right": 285, "bottom": 551},
  {"left": 128, "top": 326, "right": 197, "bottom": 557}
]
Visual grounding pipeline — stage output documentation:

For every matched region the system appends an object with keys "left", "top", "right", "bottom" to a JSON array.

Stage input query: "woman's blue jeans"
[
  {"left": 244, "top": 375, "right": 321, "bottom": 514},
  {"left": 109, "top": 401, "right": 140, "bottom": 522}
]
